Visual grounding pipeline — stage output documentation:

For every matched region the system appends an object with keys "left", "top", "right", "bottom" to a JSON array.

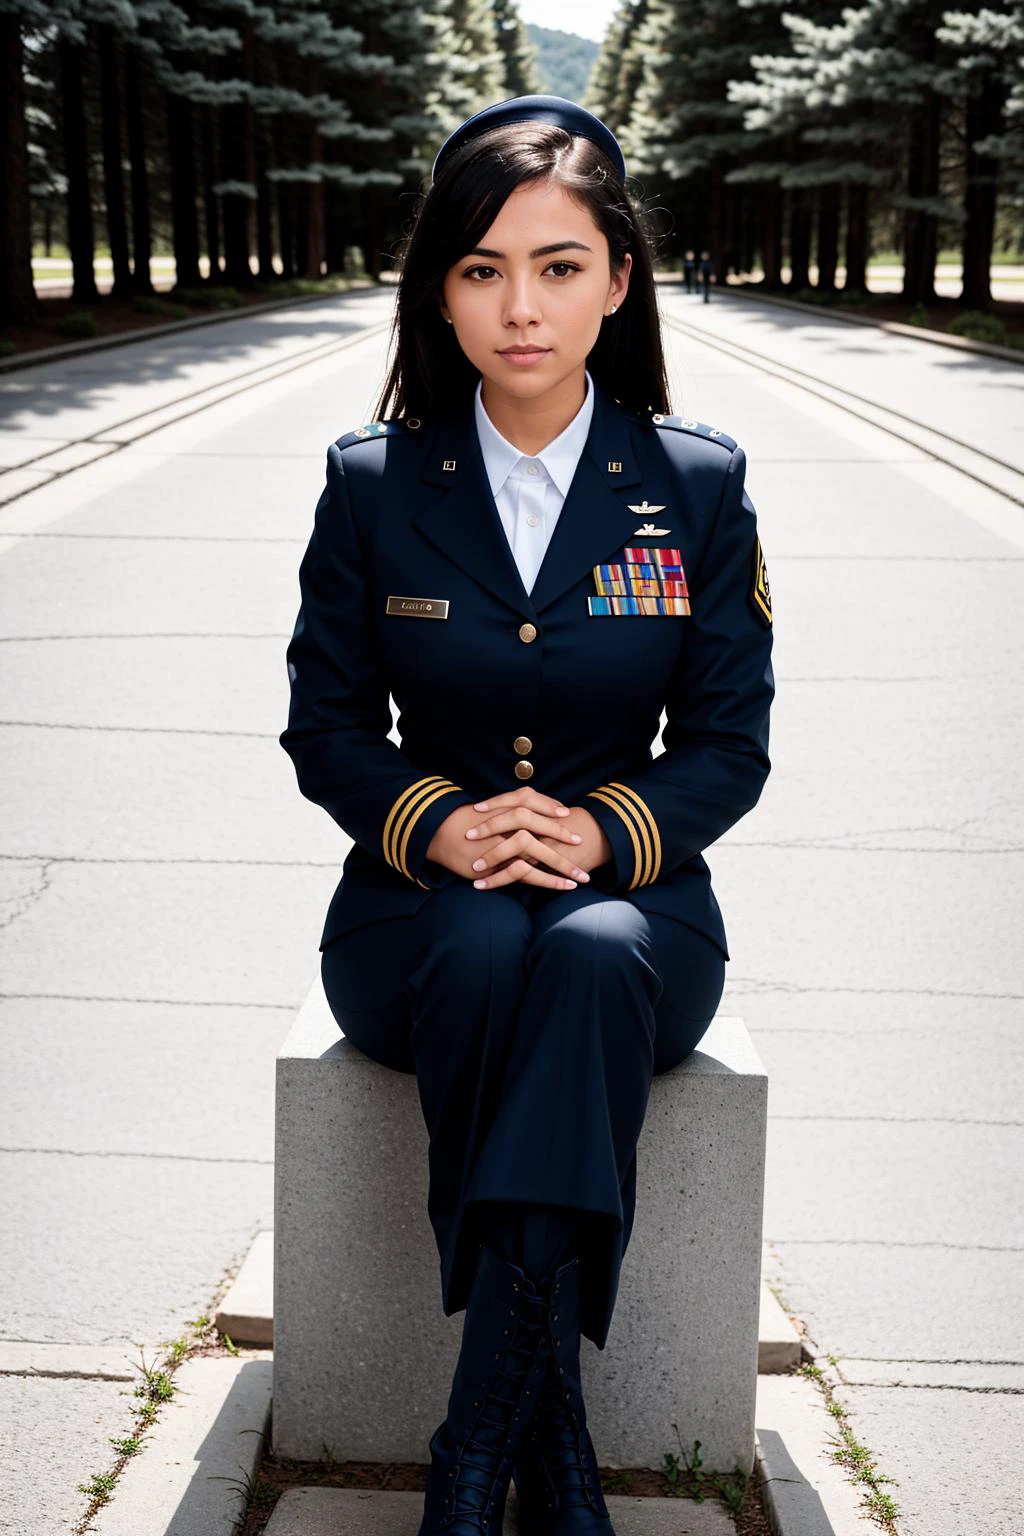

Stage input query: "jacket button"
[
  {"left": 518, "top": 622, "right": 537, "bottom": 643},
  {"left": 514, "top": 736, "right": 532, "bottom": 755},
  {"left": 514, "top": 761, "right": 534, "bottom": 780}
]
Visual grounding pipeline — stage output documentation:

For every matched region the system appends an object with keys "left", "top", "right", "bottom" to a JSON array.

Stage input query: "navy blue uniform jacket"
[{"left": 279, "top": 375, "right": 774, "bottom": 960}]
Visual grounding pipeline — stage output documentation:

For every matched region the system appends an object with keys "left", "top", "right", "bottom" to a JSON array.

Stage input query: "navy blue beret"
[{"left": 431, "top": 93, "right": 626, "bottom": 184}]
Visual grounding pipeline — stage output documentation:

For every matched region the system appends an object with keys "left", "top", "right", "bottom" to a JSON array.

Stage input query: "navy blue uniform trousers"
[{"left": 321, "top": 880, "right": 726, "bottom": 1351}]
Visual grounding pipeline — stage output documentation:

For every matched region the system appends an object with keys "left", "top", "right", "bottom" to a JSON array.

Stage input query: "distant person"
[
  {"left": 683, "top": 247, "right": 696, "bottom": 293},
  {"left": 699, "top": 248, "right": 715, "bottom": 303}
]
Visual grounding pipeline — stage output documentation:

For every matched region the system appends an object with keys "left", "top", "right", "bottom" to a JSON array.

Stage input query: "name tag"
[{"left": 386, "top": 596, "right": 450, "bottom": 619}]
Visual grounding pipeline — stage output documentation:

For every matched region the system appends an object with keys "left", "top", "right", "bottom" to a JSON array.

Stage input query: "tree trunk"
[
  {"left": 788, "top": 186, "right": 812, "bottom": 290},
  {"left": 200, "top": 103, "right": 221, "bottom": 282},
  {"left": 167, "top": 89, "right": 202, "bottom": 290},
  {"left": 844, "top": 182, "right": 869, "bottom": 291},
  {"left": 0, "top": 16, "right": 39, "bottom": 327},
  {"left": 295, "top": 180, "right": 310, "bottom": 276},
  {"left": 255, "top": 109, "right": 273, "bottom": 279},
  {"left": 279, "top": 180, "right": 295, "bottom": 279},
  {"left": 961, "top": 70, "right": 1003, "bottom": 308},
  {"left": 57, "top": 36, "right": 99, "bottom": 304},
  {"left": 220, "top": 19, "right": 256, "bottom": 287},
  {"left": 96, "top": 24, "right": 132, "bottom": 299},
  {"left": 124, "top": 47, "right": 154, "bottom": 295},
  {"left": 902, "top": 88, "right": 941, "bottom": 304},
  {"left": 761, "top": 182, "right": 783, "bottom": 288},
  {"left": 815, "top": 182, "right": 840, "bottom": 292}
]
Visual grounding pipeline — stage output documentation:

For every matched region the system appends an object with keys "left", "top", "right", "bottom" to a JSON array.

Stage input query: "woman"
[{"left": 279, "top": 94, "right": 774, "bottom": 1536}]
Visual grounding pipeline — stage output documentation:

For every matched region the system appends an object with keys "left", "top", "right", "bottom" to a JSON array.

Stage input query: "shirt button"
[
  {"left": 527, "top": 464, "right": 539, "bottom": 475},
  {"left": 514, "top": 736, "right": 532, "bottom": 754},
  {"left": 518, "top": 622, "right": 537, "bottom": 643},
  {"left": 514, "top": 760, "right": 534, "bottom": 780},
  {"left": 526, "top": 515, "right": 539, "bottom": 527}
]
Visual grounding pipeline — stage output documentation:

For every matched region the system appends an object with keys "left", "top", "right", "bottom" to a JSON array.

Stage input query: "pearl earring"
[{"left": 609, "top": 303, "right": 617, "bottom": 314}]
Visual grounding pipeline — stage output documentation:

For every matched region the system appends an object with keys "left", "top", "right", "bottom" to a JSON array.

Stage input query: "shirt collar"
[{"left": 474, "top": 368, "right": 595, "bottom": 500}]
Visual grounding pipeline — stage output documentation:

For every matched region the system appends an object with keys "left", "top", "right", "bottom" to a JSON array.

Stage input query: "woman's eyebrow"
[{"left": 465, "top": 240, "right": 594, "bottom": 259}]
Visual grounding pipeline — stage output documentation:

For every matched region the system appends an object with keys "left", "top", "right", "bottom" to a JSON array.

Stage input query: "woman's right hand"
[{"left": 426, "top": 790, "right": 592, "bottom": 890}]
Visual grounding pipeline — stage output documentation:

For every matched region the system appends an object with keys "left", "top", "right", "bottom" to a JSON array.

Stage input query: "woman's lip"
[{"left": 499, "top": 348, "right": 550, "bottom": 364}]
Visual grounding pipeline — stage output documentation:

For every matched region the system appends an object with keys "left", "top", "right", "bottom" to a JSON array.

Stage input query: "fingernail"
[
  {"left": 475, "top": 802, "right": 489, "bottom": 810},
  {"left": 557, "top": 807, "right": 570, "bottom": 815},
  {"left": 571, "top": 833, "right": 582, "bottom": 842},
  {"left": 466, "top": 828, "right": 477, "bottom": 838},
  {"left": 564, "top": 879, "right": 577, "bottom": 887},
  {"left": 574, "top": 870, "right": 589, "bottom": 880},
  {"left": 473, "top": 858, "right": 486, "bottom": 870},
  {"left": 473, "top": 879, "right": 487, "bottom": 888}
]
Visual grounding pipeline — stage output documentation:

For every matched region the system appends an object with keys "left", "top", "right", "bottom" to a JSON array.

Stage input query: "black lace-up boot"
[
  {"left": 417, "top": 1241, "right": 578, "bottom": 1535},
  {"left": 511, "top": 1252, "right": 616, "bottom": 1533}
]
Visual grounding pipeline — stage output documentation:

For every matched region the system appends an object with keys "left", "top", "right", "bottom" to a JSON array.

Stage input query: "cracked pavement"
[{"left": 1, "top": 286, "right": 1022, "bottom": 1533}]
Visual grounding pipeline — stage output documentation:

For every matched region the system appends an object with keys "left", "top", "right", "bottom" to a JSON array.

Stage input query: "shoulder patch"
[
  {"left": 751, "top": 534, "right": 772, "bottom": 627},
  {"left": 650, "top": 414, "right": 737, "bottom": 453},
  {"left": 335, "top": 416, "right": 425, "bottom": 450}
]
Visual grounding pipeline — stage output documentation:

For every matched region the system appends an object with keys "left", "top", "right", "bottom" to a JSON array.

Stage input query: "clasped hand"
[{"left": 425, "top": 787, "right": 612, "bottom": 891}]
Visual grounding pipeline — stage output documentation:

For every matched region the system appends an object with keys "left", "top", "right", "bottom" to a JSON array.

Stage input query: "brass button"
[
  {"left": 514, "top": 736, "right": 532, "bottom": 755},
  {"left": 514, "top": 760, "right": 534, "bottom": 780},
  {"left": 518, "top": 622, "right": 537, "bottom": 643}
]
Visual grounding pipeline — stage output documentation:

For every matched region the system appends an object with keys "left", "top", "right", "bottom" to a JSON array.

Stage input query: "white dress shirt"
[{"left": 474, "top": 368, "right": 595, "bottom": 595}]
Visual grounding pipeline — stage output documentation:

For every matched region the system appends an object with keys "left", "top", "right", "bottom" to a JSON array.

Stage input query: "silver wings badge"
[{"left": 628, "top": 501, "right": 670, "bottom": 536}]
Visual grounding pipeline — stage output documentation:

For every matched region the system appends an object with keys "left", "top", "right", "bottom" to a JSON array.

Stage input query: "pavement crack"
[
  {"left": 0, "top": 992, "right": 297, "bottom": 1008},
  {"left": 726, "top": 980, "right": 1023, "bottom": 1000},
  {"left": 0, "top": 1144, "right": 273, "bottom": 1165},
  {"left": 0, "top": 859, "right": 55, "bottom": 933}
]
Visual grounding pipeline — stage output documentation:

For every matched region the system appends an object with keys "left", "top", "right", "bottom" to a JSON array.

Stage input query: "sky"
[{"left": 516, "top": 0, "right": 617, "bottom": 45}]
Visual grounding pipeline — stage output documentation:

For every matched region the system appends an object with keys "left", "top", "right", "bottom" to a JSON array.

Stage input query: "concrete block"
[
  {"left": 89, "top": 1355, "right": 272, "bottom": 1536},
  {"left": 273, "top": 976, "right": 767, "bottom": 1473},
  {"left": 758, "top": 1279, "right": 805, "bottom": 1372},
  {"left": 216, "top": 1228, "right": 273, "bottom": 1346},
  {"left": 263, "top": 1486, "right": 736, "bottom": 1535}
]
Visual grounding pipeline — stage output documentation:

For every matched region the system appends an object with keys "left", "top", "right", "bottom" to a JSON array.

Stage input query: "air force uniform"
[{"left": 279, "top": 370, "right": 774, "bottom": 1346}]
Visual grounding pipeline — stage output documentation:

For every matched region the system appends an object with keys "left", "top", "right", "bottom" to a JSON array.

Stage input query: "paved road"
[{"left": 0, "top": 284, "right": 1021, "bottom": 1533}]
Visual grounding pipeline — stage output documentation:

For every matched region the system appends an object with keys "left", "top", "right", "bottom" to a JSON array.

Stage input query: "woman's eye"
[{"left": 463, "top": 262, "right": 580, "bottom": 280}]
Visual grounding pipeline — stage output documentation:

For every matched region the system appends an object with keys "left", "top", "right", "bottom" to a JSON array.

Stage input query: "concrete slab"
[
  {"left": 0, "top": 1341, "right": 137, "bottom": 1379},
  {"left": 89, "top": 1355, "right": 272, "bottom": 1536},
  {"left": 0, "top": 1148, "right": 271, "bottom": 1346},
  {"left": 0, "top": 1373, "right": 129, "bottom": 1536},
  {"left": 829, "top": 1381, "right": 1024, "bottom": 1534},
  {"left": 216, "top": 1229, "right": 273, "bottom": 1346},
  {"left": 708, "top": 847, "right": 1023, "bottom": 999},
  {"left": 0, "top": 529, "right": 305, "bottom": 637},
  {"left": 1, "top": 997, "right": 282, "bottom": 1161},
  {"left": 755, "top": 1374, "right": 876, "bottom": 1535},
  {"left": 263, "top": 1486, "right": 735, "bottom": 1535},
  {"left": 0, "top": 858, "right": 322, "bottom": 1007},
  {"left": 758, "top": 1283, "right": 804, "bottom": 1373}
]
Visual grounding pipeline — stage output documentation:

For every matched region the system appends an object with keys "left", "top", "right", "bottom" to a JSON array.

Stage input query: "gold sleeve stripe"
[
  {"left": 607, "top": 781, "right": 661, "bottom": 884},
  {"left": 394, "top": 784, "right": 462, "bottom": 882},
  {"left": 585, "top": 787, "right": 650, "bottom": 891},
  {"left": 599, "top": 784, "right": 655, "bottom": 887},
  {"left": 383, "top": 775, "right": 461, "bottom": 881}
]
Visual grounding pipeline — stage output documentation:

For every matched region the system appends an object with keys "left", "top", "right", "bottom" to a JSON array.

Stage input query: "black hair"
[{"left": 371, "top": 118, "right": 672, "bottom": 423}]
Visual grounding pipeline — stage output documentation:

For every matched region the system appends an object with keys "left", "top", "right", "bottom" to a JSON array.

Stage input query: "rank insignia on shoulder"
[
  {"left": 648, "top": 413, "right": 737, "bottom": 453},
  {"left": 337, "top": 419, "right": 407, "bottom": 449},
  {"left": 752, "top": 535, "right": 772, "bottom": 626}
]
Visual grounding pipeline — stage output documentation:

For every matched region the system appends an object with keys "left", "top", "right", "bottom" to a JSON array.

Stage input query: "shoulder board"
[
  {"left": 335, "top": 416, "right": 426, "bottom": 450},
  {"left": 647, "top": 414, "right": 736, "bottom": 452}
]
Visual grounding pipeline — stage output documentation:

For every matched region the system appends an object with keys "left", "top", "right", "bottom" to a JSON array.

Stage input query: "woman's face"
[{"left": 440, "top": 177, "right": 631, "bottom": 402}]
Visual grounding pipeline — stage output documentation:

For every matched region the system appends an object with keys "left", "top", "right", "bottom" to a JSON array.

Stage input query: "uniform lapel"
[{"left": 414, "top": 374, "right": 645, "bottom": 619}]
